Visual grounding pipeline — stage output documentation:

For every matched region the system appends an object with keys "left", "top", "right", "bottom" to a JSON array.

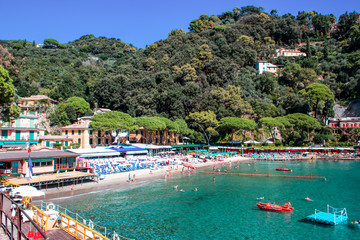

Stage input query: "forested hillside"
[{"left": 1, "top": 6, "right": 360, "bottom": 123}]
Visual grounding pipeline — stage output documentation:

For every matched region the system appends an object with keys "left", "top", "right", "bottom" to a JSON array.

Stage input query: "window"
[
  {"left": 98, "top": 138, "right": 101, "bottom": 144},
  {"left": 105, "top": 139, "right": 109, "bottom": 144},
  {"left": 89, "top": 139, "right": 93, "bottom": 145},
  {"left": 78, "top": 139, "right": 81, "bottom": 144},
  {"left": 68, "top": 158, "right": 74, "bottom": 168},
  {"left": 78, "top": 130, "right": 81, "bottom": 135},
  {"left": 33, "top": 161, "right": 53, "bottom": 167},
  {"left": 168, "top": 138, "right": 170, "bottom": 143},
  {"left": 62, "top": 158, "right": 67, "bottom": 168},
  {"left": 65, "top": 130, "right": 68, "bottom": 135},
  {"left": 72, "top": 130, "right": 74, "bottom": 135},
  {"left": 98, "top": 131, "right": 101, "bottom": 137},
  {"left": 89, "top": 130, "right": 93, "bottom": 135}
]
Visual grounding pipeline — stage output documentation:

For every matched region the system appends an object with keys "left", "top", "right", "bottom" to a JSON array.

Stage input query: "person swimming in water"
[
  {"left": 179, "top": 189, "right": 185, "bottom": 192},
  {"left": 305, "top": 196, "right": 313, "bottom": 201},
  {"left": 174, "top": 185, "right": 178, "bottom": 190},
  {"left": 193, "top": 188, "right": 198, "bottom": 192}
]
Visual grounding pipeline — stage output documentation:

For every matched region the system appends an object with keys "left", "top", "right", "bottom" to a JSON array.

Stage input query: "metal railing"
[{"left": 60, "top": 213, "right": 109, "bottom": 240}]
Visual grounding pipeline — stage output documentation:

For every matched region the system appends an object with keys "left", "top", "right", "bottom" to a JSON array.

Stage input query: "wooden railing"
[
  {"left": 60, "top": 213, "right": 109, "bottom": 240},
  {"left": 0, "top": 192, "right": 48, "bottom": 240}
]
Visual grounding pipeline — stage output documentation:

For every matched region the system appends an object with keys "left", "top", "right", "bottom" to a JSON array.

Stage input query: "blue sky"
[{"left": 0, "top": 0, "right": 358, "bottom": 48}]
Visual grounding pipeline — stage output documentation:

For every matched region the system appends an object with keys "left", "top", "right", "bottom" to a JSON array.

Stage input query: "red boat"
[
  {"left": 276, "top": 168, "right": 292, "bottom": 171},
  {"left": 257, "top": 202, "right": 294, "bottom": 212}
]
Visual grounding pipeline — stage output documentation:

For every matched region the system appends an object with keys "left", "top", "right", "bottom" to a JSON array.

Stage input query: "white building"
[
  {"left": 276, "top": 49, "right": 306, "bottom": 57},
  {"left": 256, "top": 61, "right": 279, "bottom": 74}
]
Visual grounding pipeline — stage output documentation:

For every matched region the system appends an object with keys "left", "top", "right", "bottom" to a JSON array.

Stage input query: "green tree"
[
  {"left": 44, "top": 38, "right": 60, "bottom": 48},
  {"left": 284, "top": 113, "right": 321, "bottom": 143},
  {"left": 91, "top": 111, "right": 138, "bottom": 143},
  {"left": 65, "top": 97, "right": 91, "bottom": 116},
  {"left": 259, "top": 117, "right": 286, "bottom": 143},
  {"left": 306, "top": 36, "right": 312, "bottom": 58},
  {"left": 174, "top": 118, "right": 194, "bottom": 142},
  {"left": 210, "top": 85, "right": 253, "bottom": 117},
  {"left": 0, "top": 66, "right": 19, "bottom": 122},
  {"left": 135, "top": 116, "right": 166, "bottom": 144},
  {"left": 168, "top": 29, "right": 186, "bottom": 37},
  {"left": 299, "top": 83, "right": 334, "bottom": 120},
  {"left": 49, "top": 103, "right": 71, "bottom": 127},
  {"left": 218, "top": 117, "right": 257, "bottom": 142},
  {"left": 186, "top": 110, "right": 219, "bottom": 145}
]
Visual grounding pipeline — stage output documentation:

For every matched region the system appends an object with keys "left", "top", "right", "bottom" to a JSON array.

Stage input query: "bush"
[
  {"left": 53, "top": 143, "right": 62, "bottom": 148},
  {"left": 70, "top": 143, "right": 80, "bottom": 149}
]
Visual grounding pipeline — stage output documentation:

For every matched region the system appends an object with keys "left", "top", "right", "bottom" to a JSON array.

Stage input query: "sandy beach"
[{"left": 38, "top": 156, "right": 251, "bottom": 201}]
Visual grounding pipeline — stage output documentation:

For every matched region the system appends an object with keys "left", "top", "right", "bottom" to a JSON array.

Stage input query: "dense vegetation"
[{"left": 1, "top": 6, "right": 360, "bottom": 146}]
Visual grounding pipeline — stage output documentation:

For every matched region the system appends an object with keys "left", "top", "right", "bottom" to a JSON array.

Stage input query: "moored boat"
[
  {"left": 257, "top": 202, "right": 294, "bottom": 212},
  {"left": 276, "top": 168, "right": 292, "bottom": 171}
]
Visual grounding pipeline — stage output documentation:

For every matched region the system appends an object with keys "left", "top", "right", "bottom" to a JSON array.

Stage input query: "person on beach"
[
  {"left": 133, "top": 174, "right": 136, "bottom": 181},
  {"left": 128, "top": 173, "right": 131, "bottom": 182}
]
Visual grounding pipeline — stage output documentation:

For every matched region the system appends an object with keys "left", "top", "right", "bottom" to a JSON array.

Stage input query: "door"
[
  {"left": 1, "top": 130, "right": 7, "bottom": 139},
  {"left": 15, "top": 131, "right": 21, "bottom": 140},
  {"left": 29, "top": 131, "right": 34, "bottom": 140},
  {"left": 12, "top": 161, "right": 19, "bottom": 174}
]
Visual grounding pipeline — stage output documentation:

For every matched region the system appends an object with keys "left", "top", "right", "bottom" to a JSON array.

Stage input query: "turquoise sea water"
[{"left": 52, "top": 160, "right": 360, "bottom": 240}]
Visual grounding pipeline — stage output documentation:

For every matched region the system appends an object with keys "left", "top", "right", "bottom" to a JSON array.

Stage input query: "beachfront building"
[
  {"left": 38, "top": 135, "right": 74, "bottom": 148},
  {"left": 276, "top": 48, "right": 306, "bottom": 57},
  {"left": 0, "top": 150, "right": 78, "bottom": 177},
  {"left": 327, "top": 117, "right": 360, "bottom": 133},
  {"left": 129, "top": 127, "right": 180, "bottom": 145},
  {"left": 131, "top": 143, "right": 173, "bottom": 156},
  {"left": 61, "top": 115, "right": 181, "bottom": 149},
  {"left": 0, "top": 110, "right": 46, "bottom": 149},
  {"left": 61, "top": 116, "right": 115, "bottom": 149},
  {"left": 256, "top": 61, "right": 279, "bottom": 74}
]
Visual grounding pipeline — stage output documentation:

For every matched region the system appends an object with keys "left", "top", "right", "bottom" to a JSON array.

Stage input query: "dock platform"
[{"left": 306, "top": 205, "right": 348, "bottom": 225}]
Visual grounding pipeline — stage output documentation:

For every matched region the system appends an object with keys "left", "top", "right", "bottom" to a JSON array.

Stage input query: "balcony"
[{"left": 0, "top": 136, "right": 39, "bottom": 141}]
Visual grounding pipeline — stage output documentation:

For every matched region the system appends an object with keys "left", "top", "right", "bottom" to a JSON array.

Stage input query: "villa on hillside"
[
  {"left": 276, "top": 48, "right": 306, "bottom": 57},
  {"left": 327, "top": 117, "right": 360, "bottom": 133},
  {"left": 256, "top": 61, "right": 283, "bottom": 75}
]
